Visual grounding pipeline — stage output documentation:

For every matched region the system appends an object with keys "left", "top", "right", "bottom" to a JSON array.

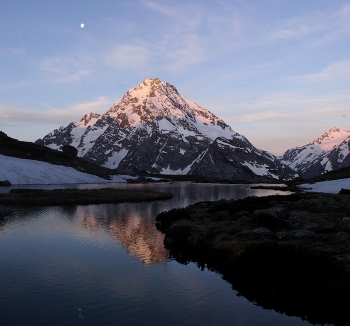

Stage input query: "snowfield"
[
  {"left": 299, "top": 178, "right": 350, "bottom": 194},
  {"left": 0, "top": 154, "right": 131, "bottom": 185}
]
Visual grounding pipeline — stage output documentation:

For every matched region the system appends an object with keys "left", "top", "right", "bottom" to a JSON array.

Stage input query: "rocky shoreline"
[{"left": 156, "top": 192, "right": 350, "bottom": 325}]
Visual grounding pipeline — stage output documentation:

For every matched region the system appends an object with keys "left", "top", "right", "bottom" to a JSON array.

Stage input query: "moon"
[{"left": 80, "top": 23, "right": 84, "bottom": 28}]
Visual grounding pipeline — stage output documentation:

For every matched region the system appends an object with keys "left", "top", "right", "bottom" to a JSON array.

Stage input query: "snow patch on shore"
[
  {"left": 299, "top": 178, "right": 350, "bottom": 194},
  {"left": 0, "top": 154, "right": 130, "bottom": 185}
]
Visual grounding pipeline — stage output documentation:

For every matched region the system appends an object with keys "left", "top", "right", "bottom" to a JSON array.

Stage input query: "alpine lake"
[{"left": 0, "top": 182, "right": 315, "bottom": 326}]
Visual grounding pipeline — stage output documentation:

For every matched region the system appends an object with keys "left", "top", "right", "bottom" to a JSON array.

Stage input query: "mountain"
[
  {"left": 36, "top": 78, "right": 297, "bottom": 182},
  {"left": 279, "top": 126, "right": 350, "bottom": 178}
]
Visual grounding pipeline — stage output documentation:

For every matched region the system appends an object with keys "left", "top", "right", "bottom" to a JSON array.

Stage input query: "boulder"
[
  {"left": 288, "top": 230, "right": 315, "bottom": 239},
  {"left": 252, "top": 209, "right": 279, "bottom": 227},
  {"left": 252, "top": 227, "right": 271, "bottom": 235},
  {"left": 253, "top": 208, "right": 283, "bottom": 218},
  {"left": 190, "top": 213, "right": 207, "bottom": 220},
  {"left": 61, "top": 145, "right": 78, "bottom": 158},
  {"left": 338, "top": 188, "right": 350, "bottom": 194},
  {"left": 234, "top": 227, "right": 271, "bottom": 237},
  {"left": 0, "top": 180, "right": 11, "bottom": 187},
  {"left": 304, "top": 222, "right": 320, "bottom": 230},
  {"left": 276, "top": 231, "right": 289, "bottom": 239},
  {"left": 234, "top": 229, "right": 252, "bottom": 237},
  {"left": 236, "top": 216, "right": 252, "bottom": 226},
  {"left": 334, "top": 253, "right": 350, "bottom": 263},
  {"left": 252, "top": 208, "right": 290, "bottom": 230},
  {"left": 337, "top": 217, "right": 350, "bottom": 232},
  {"left": 212, "top": 210, "right": 231, "bottom": 221},
  {"left": 288, "top": 211, "right": 313, "bottom": 227},
  {"left": 234, "top": 210, "right": 251, "bottom": 220},
  {"left": 197, "top": 203, "right": 209, "bottom": 208},
  {"left": 276, "top": 229, "right": 315, "bottom": 239},
  {"left": 334, "top": 231, "right": 350, "bottom": 242}
]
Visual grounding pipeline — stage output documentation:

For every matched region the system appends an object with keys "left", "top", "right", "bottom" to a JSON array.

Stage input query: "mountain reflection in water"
[
  {"left": 78, "top": 204, "right": 168, "bottom": 264},
  {"left": 74, "top": 182, "right": 267, "bottom": 265}
]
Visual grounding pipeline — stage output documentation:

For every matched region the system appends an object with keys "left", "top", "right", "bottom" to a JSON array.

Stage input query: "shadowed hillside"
[{"left": 0, "top": 131, "right": 115, "bottom": 180}]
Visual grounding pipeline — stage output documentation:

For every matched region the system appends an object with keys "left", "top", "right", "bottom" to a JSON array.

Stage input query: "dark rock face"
[
  {"left": 35, "top": 78, "right": 297, "bottom": 181},
  {"left": 280, "top": 126, "right": 350, "bottom": 178},
  {"left": 189, "top": 137, "right": 295, "bottom": 182}
]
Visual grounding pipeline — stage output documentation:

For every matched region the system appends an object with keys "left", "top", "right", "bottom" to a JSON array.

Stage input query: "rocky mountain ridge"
[
  {"left": 36, "top": 78, "right": 297, "bottom": 182},
  {"left": 280, "top": 126, "right": 350, "bottom": 178}
]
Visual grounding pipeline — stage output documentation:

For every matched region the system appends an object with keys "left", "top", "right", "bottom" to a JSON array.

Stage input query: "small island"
[{"left": 0, "top": 188, "right": 173, "bottom": 206}]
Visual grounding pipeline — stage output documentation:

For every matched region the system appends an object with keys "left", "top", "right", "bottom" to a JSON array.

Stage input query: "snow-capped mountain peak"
[
  {"left": 36, "top": 78, "right": 296, "bottom": 181},
  {"left": 312, "top": 126, "right": 350, "bottom": 151},
  {"left": 127, "top": 77, "right": 162, "bottom": 98},
  {"left": 103, "top": 78, "right": 240, "bottom": 144}
]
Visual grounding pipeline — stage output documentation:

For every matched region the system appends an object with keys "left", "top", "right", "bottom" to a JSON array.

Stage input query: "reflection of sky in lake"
[{"left": 0, "top": 183, "right": 307, "bottom": 325}]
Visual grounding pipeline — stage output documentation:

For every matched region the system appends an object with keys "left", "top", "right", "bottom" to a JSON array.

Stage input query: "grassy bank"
[
  {"left": 0, "top": 188, "right": 173, "bottom": 206},
  {"left": 156, "top": 192, "right": 350, "bottom": 325}
]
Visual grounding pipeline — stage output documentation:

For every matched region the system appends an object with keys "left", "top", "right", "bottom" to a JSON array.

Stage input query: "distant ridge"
[{"left": 279, "top": 126, "right": 350, "bottom": 178}]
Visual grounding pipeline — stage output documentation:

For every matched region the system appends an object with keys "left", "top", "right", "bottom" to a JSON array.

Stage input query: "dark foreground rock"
[
  {"left": 61, "top": 144, "right": 78, "bottom": 158},
  {"left": 0, "top": 180, "right": 11, "bottom": 186},
  {"left": 339, "top": 188, "right": 350, "bottom": 194},
  {"left": 156, "top": 193, "right": 350, "bottom": 325},
  {"left": 0, "top": 188, "right": 173, "bottom": 206}
]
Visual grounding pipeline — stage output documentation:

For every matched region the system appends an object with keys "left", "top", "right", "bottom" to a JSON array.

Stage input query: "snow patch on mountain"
[
  {"left": 242, "top": 162, "right": 279, "bottom": 179},
  {"left": 161, "top": 165, "right": 187, "bottom": 175},
  {"left": 102, "top": 149, "right": 129, "bottom": 169}
]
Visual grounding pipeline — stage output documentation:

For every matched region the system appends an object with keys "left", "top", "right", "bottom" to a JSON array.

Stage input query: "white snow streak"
[
  {"left": 102, "top": 149, "right": 129, "bottom": 169},
  {"left": 160, "top": 164, "right": 192, "bottom": 175}
]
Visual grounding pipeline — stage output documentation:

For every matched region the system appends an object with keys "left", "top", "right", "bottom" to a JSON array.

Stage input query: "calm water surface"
[{"left": 0, "top": 183, "right": 310, "bottom": 325}]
